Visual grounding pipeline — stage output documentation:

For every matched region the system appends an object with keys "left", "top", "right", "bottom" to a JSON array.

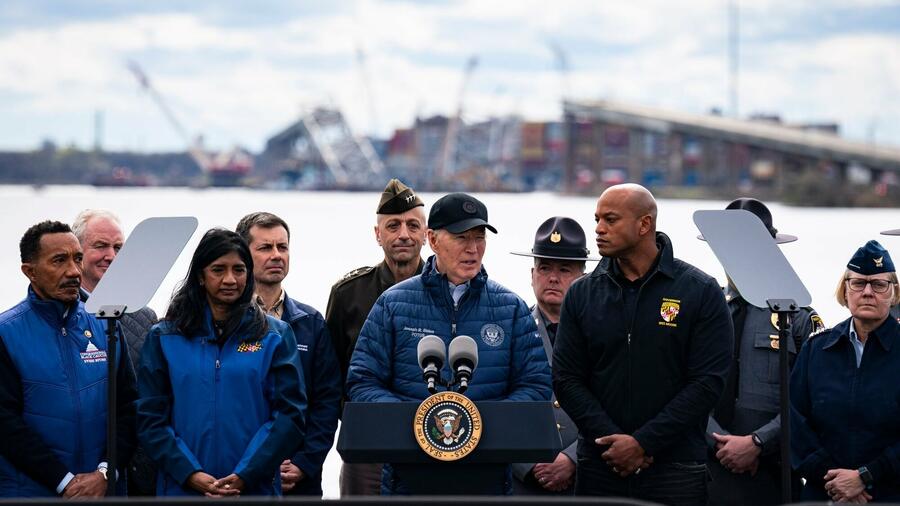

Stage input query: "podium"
[{"left": 338, "top": 401, "right": 562, "bottom": 494}]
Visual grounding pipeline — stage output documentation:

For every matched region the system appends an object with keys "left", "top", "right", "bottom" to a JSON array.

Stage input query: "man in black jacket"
[{"left": 553, "top": 183, "right": 733, "bottom": 505}]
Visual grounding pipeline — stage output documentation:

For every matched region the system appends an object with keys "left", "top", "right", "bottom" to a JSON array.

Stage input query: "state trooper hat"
[
  {"left": 847, "top": 240, "right": 895, "bottom": 275},
  {"left": 697, "top": 197, "right": 797, "bottom": 244},
  {"left": 428, "top": 193, "right": 497, "bottom": 234},
  {"left": 511, "top": 216, "right": 599, "bottom": 261},
  {"left": 376, "top": 179, "right": 424, "bottom": 215}
]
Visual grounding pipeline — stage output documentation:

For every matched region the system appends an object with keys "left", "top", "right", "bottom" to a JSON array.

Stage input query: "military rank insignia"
[
  {"left": 237, "top": 340, "right": 263, "bottom": 353},
  {"left": 413, "top": 391, "right": 482, "bottom": 461}
]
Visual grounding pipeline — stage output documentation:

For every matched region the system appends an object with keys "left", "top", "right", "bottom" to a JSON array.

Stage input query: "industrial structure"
[{"left": 563, "top": 100, "right": 900, "bottom": 205}]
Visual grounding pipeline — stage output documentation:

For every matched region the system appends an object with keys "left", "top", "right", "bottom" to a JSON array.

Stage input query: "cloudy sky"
[{"left": 1, "top": 0, "right": 898, "bottom": 152}]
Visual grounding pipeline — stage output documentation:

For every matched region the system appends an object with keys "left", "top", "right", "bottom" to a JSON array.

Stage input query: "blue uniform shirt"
[{"left": 790, "top": 316, "right": 900, "bottom": 501}]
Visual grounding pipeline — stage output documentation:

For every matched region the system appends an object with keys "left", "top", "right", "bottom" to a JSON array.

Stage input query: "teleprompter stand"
[
  {"left": 695, "top": 209, "right": 811, "bottom": 505},
  {"left": 86, "top": 217, "right": 198, "bottom": 496}
]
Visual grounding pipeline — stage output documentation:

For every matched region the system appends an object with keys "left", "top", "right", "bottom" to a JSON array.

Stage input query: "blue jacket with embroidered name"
[
  {"left": 136, "top": 308, "right": 307, "bottom": 496},
  {"left": 0, "top": 288, "right": 134, "bottom": 497},
  {"left": 347, "top": 255, "right": 551, "bottom": 403}
]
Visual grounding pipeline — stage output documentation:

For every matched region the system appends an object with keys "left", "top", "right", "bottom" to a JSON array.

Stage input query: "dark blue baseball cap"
[
  {"left": 428, "top": 193, "right": 497, "bottom": 234},
  {"left": 847, "top": 240, "right": 895, "bottom": 275}
]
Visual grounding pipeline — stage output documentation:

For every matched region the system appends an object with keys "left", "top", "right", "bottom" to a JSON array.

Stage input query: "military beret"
[
  {"left": 847, "top": 240, "right": 895, "bottom": 275},
  {"left": 376, "top": 179, "right": 424, "bottom": 215}
]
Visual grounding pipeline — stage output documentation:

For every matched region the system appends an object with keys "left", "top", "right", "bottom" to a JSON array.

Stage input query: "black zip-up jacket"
[{"left": 553, "top": 232, "right": 733, "bottom": 463}]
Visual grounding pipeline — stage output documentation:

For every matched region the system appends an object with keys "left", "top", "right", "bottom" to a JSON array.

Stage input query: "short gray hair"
[{"left": 72, "top": 209, "right": 121, "bottom": 243}]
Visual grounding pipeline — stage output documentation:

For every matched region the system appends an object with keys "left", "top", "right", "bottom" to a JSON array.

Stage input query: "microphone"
[
  {"left": 448, "top": 335, "right": 478, "bottom": 393},
  {"left": 417, "top": 335, "right": 446, "bottom": 394}
]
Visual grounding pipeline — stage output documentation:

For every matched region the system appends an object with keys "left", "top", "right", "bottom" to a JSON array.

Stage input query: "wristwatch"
[
  {"left": 858, "top": 466, "right": 874, "bottom": 490},
  {"left": 97, "top": 464, "right": 108, "bottom": 481},
  {"left": 750, "top": 433, "right": 764, "bottom": 448}
]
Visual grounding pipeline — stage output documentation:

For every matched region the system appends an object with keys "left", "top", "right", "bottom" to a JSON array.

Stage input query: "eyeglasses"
[{"left": 845, "top": 277, "right": 895, "bottom": 294}]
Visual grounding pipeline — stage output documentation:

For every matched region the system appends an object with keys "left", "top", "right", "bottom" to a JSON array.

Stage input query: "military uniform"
[
  {"left": 511, "top": 306, "right": 577, "bottom": 495},
  {"left": 706, "top": 286, "right": 824, "bottom": 505},
  {"left": 329, "top": 178, "right": 426, "bottom": 498},
  {"left": 326, "top": 260, "right": 423, "bottom": 383},
  {"left": 891, "top": 304, "right": 899, "bottom": 323}
]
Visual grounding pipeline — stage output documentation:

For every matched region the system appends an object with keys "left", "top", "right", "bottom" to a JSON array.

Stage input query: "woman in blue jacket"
[
  {"left": 791, "top": 240, "right": 900, "bottom": 502},
  {"left": 136, "top": 228, "right": 306, "bottom": 496}
]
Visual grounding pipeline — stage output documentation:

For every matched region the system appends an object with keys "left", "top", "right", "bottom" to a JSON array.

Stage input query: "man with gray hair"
[{"left": 73, "top": 209, "right": 158, "bottom": 496}]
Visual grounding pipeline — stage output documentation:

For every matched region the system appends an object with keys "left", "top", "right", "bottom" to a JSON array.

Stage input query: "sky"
[{"left": 0, "top": 0, "right": 898, "bottom": 153}]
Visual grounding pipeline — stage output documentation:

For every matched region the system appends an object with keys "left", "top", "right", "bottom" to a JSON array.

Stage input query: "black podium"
[{"left": 338, "top": 401, "right": 562, "bottom": 494}]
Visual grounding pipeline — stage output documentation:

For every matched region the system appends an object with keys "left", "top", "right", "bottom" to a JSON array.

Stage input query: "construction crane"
[
  {"left": 437, "top": 55, "right": 479, "bottom": 182},
  {"left": 126, "top": 60, "right": 252, "bottom": 186}
]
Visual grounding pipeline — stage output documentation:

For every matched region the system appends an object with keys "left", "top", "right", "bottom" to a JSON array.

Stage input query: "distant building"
[{"left": 564, "top": 100, "right": 900, "bottom": 204}]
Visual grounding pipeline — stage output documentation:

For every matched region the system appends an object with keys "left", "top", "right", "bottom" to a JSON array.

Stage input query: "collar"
[
  {"left": 28, "top": 285, "right": 77, "bottom": 328},
  {"left": 593, "top": 231, "right": 675, "bottom": 280},
  {"left": 422, "top": 255, "right": 487, "bottom": 291},
  {"left": 823, "top": 316, "right": 897, "bottom": 352},
  {"left": 377, "top": 258, "right": 425, "bottom": 287},
  {"left": 724, "top": 285, "right": 742, "bottom": 304},
  {"left": 254, "top": 289, "right": 285, "bottom": 317},
  {"left": 280, "top": 292, "right": 309, "bottom": 323}
]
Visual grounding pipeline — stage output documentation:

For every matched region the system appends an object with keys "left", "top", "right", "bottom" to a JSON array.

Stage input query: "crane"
[
  {"left": 126, "top": 60, "right": 252, "bottom": 185},
  {"left": 437, "top": 55, "right": 479, "bottom": 182}
]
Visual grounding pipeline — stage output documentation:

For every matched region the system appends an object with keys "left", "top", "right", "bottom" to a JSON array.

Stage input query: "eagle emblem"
[
  {"left": 432, "top": 408, "right": 466, "bottom": 445},
  {"left": 414, "top": 391, "right": 482, "bottom": 461},
  {"left": 874, "top": 256, "right": 884, "bottom": 268}
]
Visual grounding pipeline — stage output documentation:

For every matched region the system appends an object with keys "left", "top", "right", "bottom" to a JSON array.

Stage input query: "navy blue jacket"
[
  {"left": 136, "top": 307, "right": 307, "bottom": 496},
  {"left": 281, "top": 294, "right": 340, "bottom": 496},
  {"left": 0, "top": 288, "right": 136, "bottom": 497},
  {"left": 347, "top": 255, "right": 552, "bottom": 403},
  {"left": 553, "top": 232, "right": 733, "bottom": 463},
  {"left": 790, "top": 316, "right": 900, "bottom": 501}
]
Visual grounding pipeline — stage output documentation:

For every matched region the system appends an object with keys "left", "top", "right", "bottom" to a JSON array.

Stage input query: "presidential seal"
[{"left": 413, "top": 391, "right": 482, "bottom": 461}]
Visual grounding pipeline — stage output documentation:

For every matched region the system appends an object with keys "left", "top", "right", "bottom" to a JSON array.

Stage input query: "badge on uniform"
[
  {"left": 810, "top": 314, "right": 825, "bottom": 334},
  {"left": 237, "top": 340, "right": 263, "bottom": 353},
  {"left": 658, "top": 298, "right": 680, "bottom": 327},
  {"left": 80, "top": 338, "right": 107, "bottom": 364},
  {"left": 770, "top": 313, "right": 782, "bottom": 331}
]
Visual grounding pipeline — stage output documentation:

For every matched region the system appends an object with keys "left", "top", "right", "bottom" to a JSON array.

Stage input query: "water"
[{"left": 1, "top": 185, "right": 897, "bottom": 497}]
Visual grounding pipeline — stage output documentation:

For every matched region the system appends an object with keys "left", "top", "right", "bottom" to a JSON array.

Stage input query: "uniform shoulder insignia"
[
  {"left": 809, "top": 313, "right": 826, "bottom": 334},
  {"left": 808, "top": 326, "right": 830, "bottom": 338},
  {"left": 334, "top": 266, "right": 375, "bottom": 287}
]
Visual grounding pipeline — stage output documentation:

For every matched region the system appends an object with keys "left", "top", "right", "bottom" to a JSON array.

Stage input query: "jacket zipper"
[
  {"left": 213, "top": 339, "right": 222, "bottom": 473},
  {"left": 60, "top": 325, "right": 85, "bottom": 471},
  {"left": 609, "top": 272, "right": 652, "bottom": 431}
]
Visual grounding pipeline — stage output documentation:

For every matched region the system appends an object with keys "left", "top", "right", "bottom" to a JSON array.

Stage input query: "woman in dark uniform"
[{"left": 791, "top": 240, "right": 900, "bottom": 502}]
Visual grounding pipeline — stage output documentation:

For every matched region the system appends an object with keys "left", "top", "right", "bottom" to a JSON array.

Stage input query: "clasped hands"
[
  {"left": 187, "top": 471, "right": 245, "bottom": 498},
  {"left": 596, "top": 434, "right": 653, "bottom": 477},
  {"left": 824, "top": 468, "right": 871, "bottom": 504}
]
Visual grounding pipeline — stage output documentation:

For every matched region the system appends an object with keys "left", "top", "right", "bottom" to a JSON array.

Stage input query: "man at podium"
[{"left": 346, "top": 192, "right": 552, "bottom": 495}]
